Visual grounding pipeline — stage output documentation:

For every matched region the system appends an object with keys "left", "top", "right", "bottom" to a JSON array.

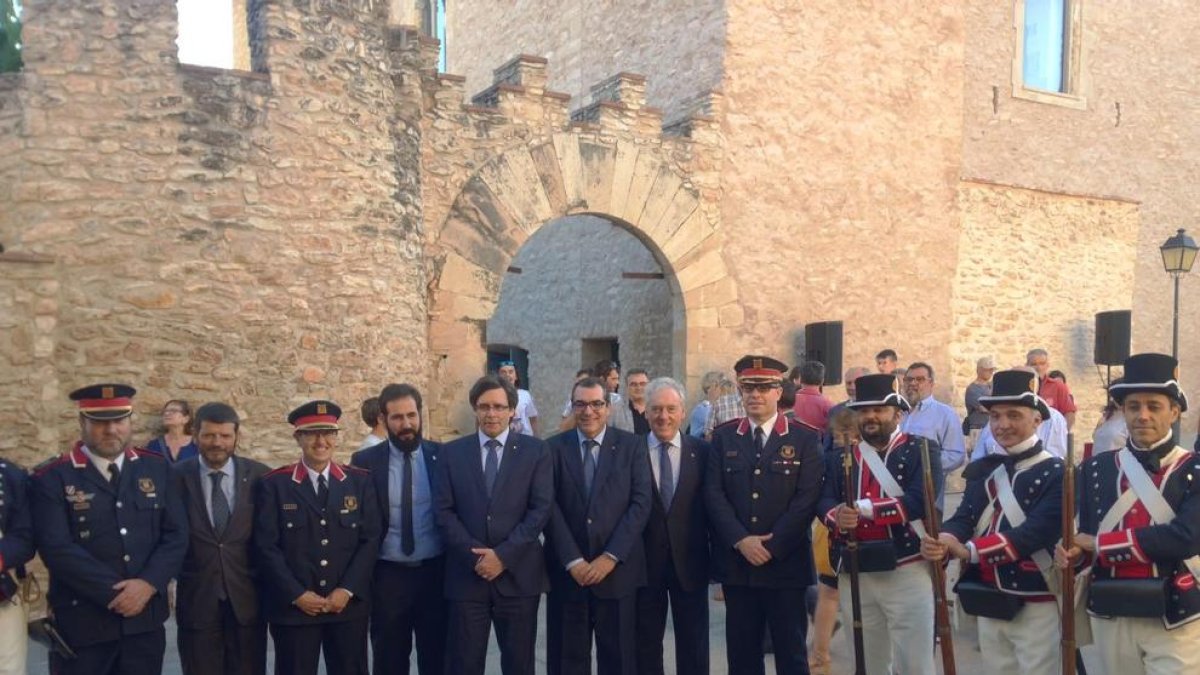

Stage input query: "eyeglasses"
[
  {"left": 903, "top": 376, "right": 930, "bottom": 384},
  {"left": 739, "top": 383, "right": 780, "bottom": 393},
  {"left": 571, "top": 400, "right": 608, "bottom": 411},
  {"left": 475, "top": 404, "right": 511, "bottom": 413}
]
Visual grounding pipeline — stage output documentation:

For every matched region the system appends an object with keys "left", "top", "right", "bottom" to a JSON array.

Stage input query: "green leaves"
[{"left": 1, "top": 0, "right": 22, "bottom": 73}]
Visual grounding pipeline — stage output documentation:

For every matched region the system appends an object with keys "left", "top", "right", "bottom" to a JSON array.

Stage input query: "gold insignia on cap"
[
  {"left": 102, "top": 386, "right": 114, "bottom": 399},
  {"left": 780, "top": 446, "right": 796, "bottom": 459},
  {"left": 344, "top": 496, "right": 358, "bottom": 511},
  {"left": 753, "top": 358, "right": 763, "bottom": 369},
  {"left": 138, "top": 478, "right": 155, "bottom": 493},
  {"left": 317, "top": 403, "right": 327, "bottom": 415}
]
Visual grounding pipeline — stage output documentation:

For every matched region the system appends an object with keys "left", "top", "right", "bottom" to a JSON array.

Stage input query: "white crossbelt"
[
  {"left": 986, "top": 459, "right": 1056, "bottom": 580},
  {"left": 859, "top": 443, "right": 927, "bottom": 540},
  {"left": 1106, "top": 448, "right": 1200, "bottom": 583}
]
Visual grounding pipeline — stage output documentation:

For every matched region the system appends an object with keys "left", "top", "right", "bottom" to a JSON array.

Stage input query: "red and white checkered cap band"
[{"left": 292, "top": 414, "right": 340, "bottom": 431}]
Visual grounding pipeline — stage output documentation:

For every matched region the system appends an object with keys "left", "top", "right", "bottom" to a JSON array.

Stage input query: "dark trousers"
[
  {"left": 634, "top": 565, "right": 709, "bottom": 675},
  {"left": 723, "top": 585, "right": 810, "bottom": 675},
  {"left": 446, "top": 590, "right": 540, "bottom": 675},
  {"left": 368, "top": 557, "right": 447, "bottom": 675},
  {"left": 178, "top": 600, "right": 267, "bottom": 675},
  {"left": 269, "top": 618, "right": 369, "bottom": 675},
  {"left": 546, "top": 591, "right": 636, "bottom": 675},
  {"left": 50, "top": 627, "right": 165, "bottom": 675}
]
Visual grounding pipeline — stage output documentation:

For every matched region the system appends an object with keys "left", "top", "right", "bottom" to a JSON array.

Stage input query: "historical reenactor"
[
  {"left": 0, "top": 456, "right": 34, "bottom": 674},
  {"left": 705, "top": 355, "right": 824, "bottom": 675},
  {"left": 172, "top": 402, "right": 271, "bottom": 675},
  {"left": 30, "top": 384, "right": 189, "bottom": 675},
  {"left": 544, "top": 376, "right": 652, "bottom": 675},
  {"left": 1056, "top": 353, "right": 1200, "bottom": 674},
  {"left": 350, "top": 384, "right": 447, "bottom": 675},
  {"left": 922, "top": 369, "right": 1064, "bottom": 675},
  {"left": 435, "top": 376, "right": 554, "bottom": 675},
  {"left": 636, "top": 377, "right": 711, "bottom": 675},
  {"left": 254, "top": 400, "right": 382, "bottom": 675},
  {"left": 816, "top": 373, "right": 942, "bottom": 675}
]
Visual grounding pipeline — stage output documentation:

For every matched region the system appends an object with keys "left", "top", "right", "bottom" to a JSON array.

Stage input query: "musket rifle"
[
  {"left": 920, "top": 437, "right": 956, "bottom": 675},
  {"left": 1062, "top": 432, "right": 1078, "bottom": 675},
  {"left": 841, "top": 445, "right": 867, "bottom": 675}
]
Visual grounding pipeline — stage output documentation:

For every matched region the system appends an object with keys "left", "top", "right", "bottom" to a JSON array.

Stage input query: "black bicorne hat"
[
  {"left": 846, "top": 374, "right": 910, "bottom": 412},
  {"left": 978, "top": 369, "right": 1052, "bottom": 421},
  {"left": 1109, "top": 353, "right": 1188, "bottom": 412}
]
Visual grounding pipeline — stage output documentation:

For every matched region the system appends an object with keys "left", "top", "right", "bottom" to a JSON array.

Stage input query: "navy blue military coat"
[
  {"left": 706, "top": 415, "right": 824, "bottom": 588},
  {"left": 942, "top": 445, "right": 1063, "bottom": 596},
  {"left": 253, "top": 461, "right": 381, "bottom": 625},
  {"left": 1079, "top": 446, "right": 1200, "bottom": 629},
  {"left": 31, "top": 444, "right": 188, "bottom": 648},
  {"left": 0, "top": 459, "right": 34, "bottom": 599},
  {"left": 435, "top": 432, "right": 554, "bottom": 600},
  {"left": 816, "top": 432, "right": 942, "bottom": 570}
]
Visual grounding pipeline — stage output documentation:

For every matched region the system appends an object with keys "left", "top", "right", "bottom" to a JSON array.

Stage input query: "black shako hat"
[
  {"left": 69, "top": 383, "right": 137, "bottom": 420},
  {"left": 288, "top": 400, "right": 343, "bottom": 431},
  {"left": 846, "top": 374, "right": 910, "bottom": 412},
  {"left": 978, "top": 369, "right": 1052, "bottom": 421},
  {"left": 734, "top": 355, "right": 788, "bottom": 383},
  {"left": 1109, "top": 353, "right": 1188, "bottom": 412}
]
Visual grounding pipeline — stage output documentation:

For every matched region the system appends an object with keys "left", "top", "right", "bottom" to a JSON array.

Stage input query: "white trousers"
[
  {"left": 0, "top": 598, "right": 27, "bottom": 675},
  {"left": 1090, "top": 614, "right": 1200, "bottom": 675},
  {"left": 977, "top": 601, "right": 1060, "bottom": 675},
  {"left": 838, "top": 562, "right": 934, "bottom": 675}
]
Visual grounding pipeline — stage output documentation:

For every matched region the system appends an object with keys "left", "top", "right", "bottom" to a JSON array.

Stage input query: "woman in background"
[{"left": 145, "top": 399, "right": 198, "bottom": 462}]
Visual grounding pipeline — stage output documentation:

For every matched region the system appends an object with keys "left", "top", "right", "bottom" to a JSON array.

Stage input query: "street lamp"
[{"left": 1160, "top": 227, "right": 1198, "bottom": 437}]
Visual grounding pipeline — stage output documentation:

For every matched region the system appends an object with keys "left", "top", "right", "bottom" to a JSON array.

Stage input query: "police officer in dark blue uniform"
[
  {"left": 704, "top": 355, "right": 825, "bottom": 675},
  {"left": 0, "top": 455, "right": 35, "bottom": 674},
  {"left": 30, "top": 384, "right": 188, "bottom": 675},
  {"left": 254, "top": 400, "right": 382, "bottom": 675}
]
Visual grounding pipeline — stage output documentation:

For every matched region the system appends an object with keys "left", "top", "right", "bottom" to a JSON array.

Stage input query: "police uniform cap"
[
  {"left": 69, "top": 383, "right": 136, "bottom": 420},
  {"left": 288, "top": 400, "right": 342, "bottom": 431},
  {"left": 734, "top": 355, "right": 788, "bottom": 383}
]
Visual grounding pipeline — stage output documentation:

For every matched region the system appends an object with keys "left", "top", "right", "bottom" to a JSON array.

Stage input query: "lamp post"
[{"left": 1160, "top": 228, "right": 1198, "bottom": 438}]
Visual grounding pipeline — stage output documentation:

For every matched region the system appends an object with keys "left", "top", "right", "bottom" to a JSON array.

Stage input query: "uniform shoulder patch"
[
  {"left": 33, "top": 454, "right": 70, "bottom": 476},
  {"left": 132, "top": 448, "right": 164, "bottom": 460},
  {"left": 342, "top": 463, "right": 369, "bottom": 475},
  {"left": 264, "top": 464, "right": 295, "bottom": 478}
]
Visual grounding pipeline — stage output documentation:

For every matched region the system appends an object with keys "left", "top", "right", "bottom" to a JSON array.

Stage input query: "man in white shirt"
[{"left": 498, "top": 361, "right": 540, "bottom": 436}]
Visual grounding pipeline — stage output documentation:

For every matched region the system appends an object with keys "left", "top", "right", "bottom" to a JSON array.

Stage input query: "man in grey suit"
[{"left": 172, "top": 402, "right": 270, "bottom": 675}]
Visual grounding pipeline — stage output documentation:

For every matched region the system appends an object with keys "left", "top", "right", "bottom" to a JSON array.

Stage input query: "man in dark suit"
[
  {"left": 705, "top": 356, "right": 825, "bottom": 675},
  {"left": 172, "top": 402, "right": 270, "bottom": 675},
  {"left": 0, "top": 456, "right": 34, "bottom": 674},
  {"left": 254, "top": 400, "right": 381, "bottom": 675},
  {"left": 349, "top": 383, "right": 447, "bottom": 675},
  {"left": 31, "top": 383, "right": 189, "bottom": 675},
  {"left": 635, "top": 377, "right": 711, "bottom": 675},
  {"left": 545, "top": 376, "right": 653, "bottom": 675},
  {"left": 434, "top": 376, "right": 554, "bottom": 675}
]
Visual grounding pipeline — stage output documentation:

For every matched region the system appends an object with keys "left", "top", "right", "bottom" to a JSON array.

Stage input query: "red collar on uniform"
[
  {"left": 289, "top": 461, "right": 347, "bottom": 483},
  {"left": 735, "top": 414, "right": 789, "bottom": 436},
  {"left": 69, "top": 441, "right": 140, "bottom": 468}
]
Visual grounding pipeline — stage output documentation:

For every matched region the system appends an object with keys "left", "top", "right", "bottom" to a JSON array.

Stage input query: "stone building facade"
[{"left": 0, "top": 0, "right": 1195, "bottom": 466}]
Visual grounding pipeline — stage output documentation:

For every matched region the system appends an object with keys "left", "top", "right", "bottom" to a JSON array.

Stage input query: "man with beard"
[
  {"left": 172, "top": 402, "right": 271, "bottom": 675},
  {"left": 350, "top": 384, "right": 446, "bottom": 675},
  {"left": 544, "top": 376, "right": 652, "bottom": 675},
  {"left": 705, "top": 356, "right": 824, "bottom": 675},
  {"left": 256, "top": 400, "right": 381, "bottom": 675},
  {"left": 31, "top": 384, "right": 188, "bottom": 675},
  {"left": 922, "top": 370, "right": 1064, "bottom": 675},
  {"left": 435, "top": 376, "right": 554, "bottom": 675},
  {"left": 817, "top": 373, "right": 942, "bottom": 675},
  {"left": 1057, "top": 353, "right": 1200, "bottom": 675}
]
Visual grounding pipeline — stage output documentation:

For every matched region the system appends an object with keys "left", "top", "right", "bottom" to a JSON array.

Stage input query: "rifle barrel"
[{"left": 921, "top": 438, "right": 956, "bottom": 675}]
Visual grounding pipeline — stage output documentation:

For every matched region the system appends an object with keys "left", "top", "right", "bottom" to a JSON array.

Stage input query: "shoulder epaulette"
[
  {"left": 342, "top": 463, "right": 369, "bottom": 475},
  {"left": 714, "top": 418, "right": 741, "bottom": 431},
  {"left": 33, "top": 454, "right": 70, "bottom": 477},
  {"left": 131, "top": 448, "right": 164, "bottom": 460},
  {"left": 787, "top": 417, "right": 819, "bottom": 432}
]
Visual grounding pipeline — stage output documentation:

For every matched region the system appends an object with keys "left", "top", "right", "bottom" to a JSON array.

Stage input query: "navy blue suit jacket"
[
  {"left": 434, "top": 432, "right": 554, "bottom": 600},
  {"left": 350, "top": 438, "right": 442, "bottom": 535},
  {"left": 545, "top": 426, "right": 653, "bottom": 600},
  {"left": 642, "top": 434, "right": 711, "bottom": 592}
]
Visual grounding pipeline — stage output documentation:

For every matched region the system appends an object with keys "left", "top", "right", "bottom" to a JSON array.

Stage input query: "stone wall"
[
  {"left": 2, "top": 0, "right": 430, "bottom": 464},
  {"left": 487, "top": 215, "right": 674, "bottom": 431},
  {"left": 445, "top": 0, "right": 726, "bottom": 119},
  {"left": 951, "top": 182, "right": 1140, "bottom": 434},
  {"left": 0, "top": 254, "right": 62, "bottom": 468},
  {"left": 961, "top": 0, "right": 1200, "bottom": 434}
]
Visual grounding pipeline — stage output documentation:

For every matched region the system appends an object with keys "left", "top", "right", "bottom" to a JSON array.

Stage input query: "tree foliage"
[{"left": 1, "top": 0, "right": 22, "bottom": 73}]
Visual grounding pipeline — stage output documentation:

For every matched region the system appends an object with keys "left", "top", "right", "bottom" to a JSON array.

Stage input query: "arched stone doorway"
[
  {"left": 425, "top": 132, "right": 739, "bottom": 437},
  {"left": 487, "top": 215, "right": 678, "bottom": 435}
]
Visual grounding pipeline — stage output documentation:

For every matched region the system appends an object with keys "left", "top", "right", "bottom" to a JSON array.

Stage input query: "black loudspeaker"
[
  {"left": 1094, "top": 310, "right": 1131, "bottom": 366},
  {"left": 804, "top": 321, "right": 844, "bottom": 385}
]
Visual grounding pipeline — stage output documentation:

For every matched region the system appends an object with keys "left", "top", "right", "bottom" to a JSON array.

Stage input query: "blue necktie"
[
  {"left": 583, "top": 440, "right": 598, "bottom": 494},
  {"left": 484, "top": 439, "right": 501, "bottom": 497},
  {"left": 658, "top": 441, "right": 674, "bottom": 509},
  {"left": 209, "top": 471, "right": 231, "bottom": 535}
]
